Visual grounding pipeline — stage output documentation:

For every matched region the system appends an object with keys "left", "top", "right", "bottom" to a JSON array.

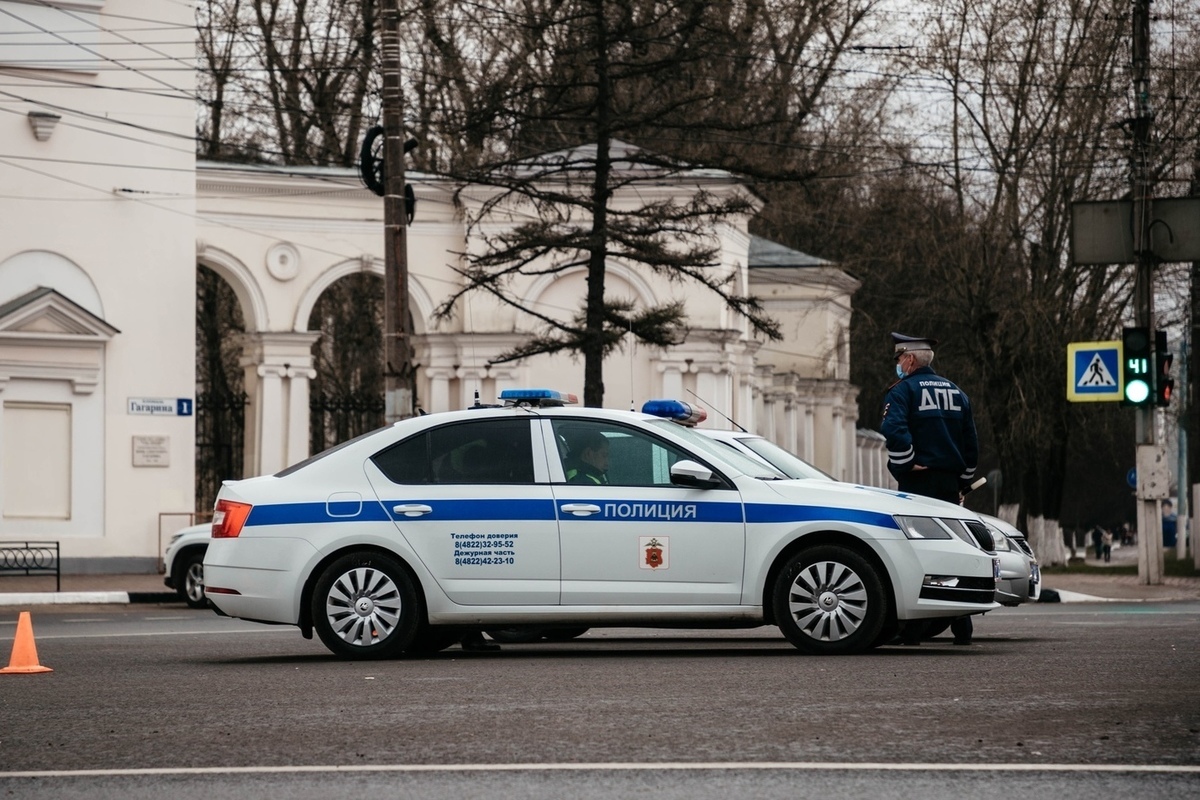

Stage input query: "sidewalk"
[
  {"left": 3, "top": 543, "right": 1199, "bottom": 606},
  {"left": 1039, "top": 540, "right": 1200, "bottom": 602},
  {"left": 0, "top": 571, "right": 178, "bottom": 606}
]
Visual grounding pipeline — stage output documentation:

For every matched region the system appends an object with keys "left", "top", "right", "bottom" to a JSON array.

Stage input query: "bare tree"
[
  {"left": 197, "top": 0, "right": 381, "bottom": 165},
  {"left": 406, "top": 0, "right": 883, "bottom": 405},
  {"left": 830, "top": 0, "right": 1170, "bottom": 530}
]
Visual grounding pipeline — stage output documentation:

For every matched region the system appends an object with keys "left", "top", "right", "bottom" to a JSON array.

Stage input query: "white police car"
[{"left": 204, "top": 391, "right": 998, "bottom": 659}]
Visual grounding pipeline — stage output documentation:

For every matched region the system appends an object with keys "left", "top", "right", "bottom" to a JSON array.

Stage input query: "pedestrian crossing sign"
[{"left": 1067, "top": 340, "right": 1122, "bottom": 402}]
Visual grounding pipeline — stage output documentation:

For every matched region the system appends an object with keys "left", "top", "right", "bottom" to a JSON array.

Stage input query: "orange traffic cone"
[{"left": 1, "top": 610, "right": 52, "bottom": 674}]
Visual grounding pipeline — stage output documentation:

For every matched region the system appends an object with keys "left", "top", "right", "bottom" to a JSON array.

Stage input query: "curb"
[{"left": 0, "top": 591, "right": 180, "bottom": 607}]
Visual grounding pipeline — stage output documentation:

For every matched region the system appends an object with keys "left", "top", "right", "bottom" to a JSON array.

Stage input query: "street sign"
[
  {"left": 127, "top": 397, "right": 194, "bottom": 416},
  {"left": 1071, "top": 197, "right": 1200, "bottom": 265},
  {"left": 1067, "top": 341, "right": 1122, "bottom": 402}
]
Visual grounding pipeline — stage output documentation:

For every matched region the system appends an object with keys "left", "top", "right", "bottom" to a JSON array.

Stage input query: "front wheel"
[
  {"left": 773, "top": 545, "right": 886, "bottom": 655},
  {"left": 311, "top": 551, "right": 419, "bottom": 660}
]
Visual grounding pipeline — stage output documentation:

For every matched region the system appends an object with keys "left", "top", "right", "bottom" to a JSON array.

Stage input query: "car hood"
[{"left": 760, "top": 478, "right": 980, "bottom": 520}]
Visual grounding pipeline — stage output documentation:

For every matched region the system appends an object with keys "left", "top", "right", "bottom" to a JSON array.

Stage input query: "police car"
[{"left": 204, "top": 390, "right": 999, "bottom": 659}]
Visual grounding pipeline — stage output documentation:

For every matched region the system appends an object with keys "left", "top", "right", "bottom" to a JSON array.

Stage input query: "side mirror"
[{"left": 670, "top": 459, "right": 720, "bottom": 489}]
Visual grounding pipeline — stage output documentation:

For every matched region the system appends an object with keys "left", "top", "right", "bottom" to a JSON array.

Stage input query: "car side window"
[
  {"left": 551, "top": 419, "right": 696, "bottom": 488},
  {"left": 372, "top": 419, "right": 535, "bottom": 485}
]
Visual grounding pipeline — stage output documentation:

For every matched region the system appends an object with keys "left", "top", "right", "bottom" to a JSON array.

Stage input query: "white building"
[
  {"left": 0, "top": 0, "right": 197, "bottom": 570},
  {"left": 0, "top": 1, "right": 884, "bottom": 573}
]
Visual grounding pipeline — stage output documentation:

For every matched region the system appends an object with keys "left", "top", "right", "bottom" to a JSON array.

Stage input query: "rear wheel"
[
  {"left": 311, "top": 551, "right": 419, "bottom": 660},
  {"left": 773, "top": 545, "right": 886, "bottom": 655}
]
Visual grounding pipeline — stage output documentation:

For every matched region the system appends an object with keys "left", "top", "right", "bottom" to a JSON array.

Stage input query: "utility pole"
[
  {"left": 381, "top": 0, "right": 415, "bottom": 422},
  {"left": 1131, "top": 0, "right": 1164, "bottom": 584}
]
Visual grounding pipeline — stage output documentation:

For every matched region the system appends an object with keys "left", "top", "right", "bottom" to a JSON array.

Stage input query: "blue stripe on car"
[
  {"left": 243, "top": 498, "right": 898, "bottom": 530},
  {"left": 745, "top": 504, "right": 900, "bottom": 530}
]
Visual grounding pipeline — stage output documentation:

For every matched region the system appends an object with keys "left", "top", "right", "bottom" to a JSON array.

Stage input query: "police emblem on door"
[{"left": 640, "top": 536, "right": 669, "bottom": 570}]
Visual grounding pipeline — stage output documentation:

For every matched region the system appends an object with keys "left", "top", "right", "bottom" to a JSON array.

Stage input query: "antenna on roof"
[
  {"left": 629, "top": 316, "right": 635, "bottom": 411},
  {"left": 687, "top": 389, "right": 747, "bottom": 432}
]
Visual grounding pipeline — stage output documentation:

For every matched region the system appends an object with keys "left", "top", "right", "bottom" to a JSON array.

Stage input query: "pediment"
[{"left": 0, "top": 287, "right": 119, "bottom": 339}]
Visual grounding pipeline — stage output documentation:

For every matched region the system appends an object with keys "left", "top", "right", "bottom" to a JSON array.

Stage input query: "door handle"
[
  {"left": 392, "top": 504, "right": 432, "bottom": 517},
  {"left": 560, "top": 503, "right": 601, "bottom": 516}
]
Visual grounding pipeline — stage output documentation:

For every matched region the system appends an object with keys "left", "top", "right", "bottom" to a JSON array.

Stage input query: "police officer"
[
  {"left": 566, "top": 430, "right": 610, "bottom": 485},
  {"left": 881, "top": 332, "right": 980, "bottom": 645}
]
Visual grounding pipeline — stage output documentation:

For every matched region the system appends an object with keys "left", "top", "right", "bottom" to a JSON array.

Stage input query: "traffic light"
[
  {"left": 1155, "top": 330, "right": 1174, "bottom": 406},
  {"left": 1121, "top": 326, "right": 1154, "bottom": 406}
]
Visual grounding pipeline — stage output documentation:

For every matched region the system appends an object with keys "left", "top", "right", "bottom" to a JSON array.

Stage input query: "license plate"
[
  {"left": 993, "top": 557, "right": 1001, "bottom": 580},
  {"left": 1031, "top": 562, "right": 1040, "bottom": 584}
]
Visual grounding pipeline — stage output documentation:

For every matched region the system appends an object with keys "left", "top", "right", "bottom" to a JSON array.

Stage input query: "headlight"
[
  {"left": 990, "top": 534, "right": 1012, "bottom": 552},
  {"left": 894, "top": 515, "right": 953, "bottom": 539}
]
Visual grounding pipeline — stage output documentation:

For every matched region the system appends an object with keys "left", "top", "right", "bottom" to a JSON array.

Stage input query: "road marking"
[{"left": 2, "top": 762, "right": 1198, "bottom": 779}]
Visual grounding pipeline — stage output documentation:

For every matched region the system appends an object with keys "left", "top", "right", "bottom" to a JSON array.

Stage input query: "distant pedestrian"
[
  {"left": 881, "top": 332, "right": 980, "bottom": 646},
  {"left": 1090, "top": 524, "right": 1105, "bottom": 561},
  {"left": 1101, "top": 528, "right": 1113, "bottom": 562}
]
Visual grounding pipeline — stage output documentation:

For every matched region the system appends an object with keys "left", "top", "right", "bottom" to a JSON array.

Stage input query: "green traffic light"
[{"left": 1125, "top": 379, "right": 1151, "bottom": 404}]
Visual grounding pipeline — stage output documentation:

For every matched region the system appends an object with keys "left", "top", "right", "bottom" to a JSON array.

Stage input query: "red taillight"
[{"left": 212, "top": 499, "right": 253, "bottom": 538}]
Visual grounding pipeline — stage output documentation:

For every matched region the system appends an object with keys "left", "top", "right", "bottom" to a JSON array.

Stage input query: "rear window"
[
  {"left": 274, "top": 425, "right": 392, "bottom": 478},
  {"left": 372, "top": 418, "right": 535, "bottom": 485}
]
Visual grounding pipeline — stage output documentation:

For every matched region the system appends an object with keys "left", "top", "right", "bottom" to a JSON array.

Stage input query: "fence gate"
[{"left": 195, "top": 389, "right": 246, "bottom": 515}]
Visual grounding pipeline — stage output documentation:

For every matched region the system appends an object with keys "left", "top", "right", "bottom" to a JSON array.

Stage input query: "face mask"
[{"left": 895, "top": 363, "right": 906, "bottom": 379}]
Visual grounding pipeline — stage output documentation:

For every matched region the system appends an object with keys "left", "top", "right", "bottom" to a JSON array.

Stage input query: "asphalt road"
[{"left": 1, "top": 601, "right": 1197, "bottom": 799}]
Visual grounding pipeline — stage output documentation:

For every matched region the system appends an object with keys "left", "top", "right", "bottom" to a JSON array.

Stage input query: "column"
[
  {"left": 257, "top": 363, "right": 285, "bottom": 474},
  {"left": 657, "top": 361, "right": 685, "bottom": 400},
  {"left": 239, "top": 332, "right": 322, "bottom": 476},
  {"left": 286, "top": 363, "right": 316, "bottom": 464},
  {"left": 424, "top": 367, "right": 454, "bottom": 413}
]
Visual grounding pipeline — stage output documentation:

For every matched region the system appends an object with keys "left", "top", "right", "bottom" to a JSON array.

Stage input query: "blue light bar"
[
  {"left": 641, "top": 399, "right": 707, "bottom": 426},
  {"left": 499, "top": 388, "right": 579, "bottom": 407}
]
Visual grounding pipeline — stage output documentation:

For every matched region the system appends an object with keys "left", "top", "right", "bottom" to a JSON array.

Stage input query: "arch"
[
  {"left": 524, "top": 261, "right": 658, "bottom": 314},
  {"left": 196, "top": 244, "right": 268, "bottom": 332},
  {"left": 294, "top": 257, "right": 435, "bottom": 335},
  {"left": 0, "top": 250, "right": 104, "bottom": 317}
]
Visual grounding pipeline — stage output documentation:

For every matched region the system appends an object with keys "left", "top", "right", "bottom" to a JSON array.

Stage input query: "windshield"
[
  {"left": 647, "top": 420, "right": 785, "bottom": 479},
  {"left": 736, "top": 437, "right": 835, "bottom": 481}
]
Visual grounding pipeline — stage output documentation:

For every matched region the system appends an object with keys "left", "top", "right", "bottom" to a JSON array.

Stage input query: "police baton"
[{"left": 958, "top": 476, "right": 987, "bottom": 504}]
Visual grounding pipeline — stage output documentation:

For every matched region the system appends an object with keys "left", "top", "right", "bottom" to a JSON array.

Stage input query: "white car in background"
[
  {"left": 980, "top": 514, "right": 1041, "bottom": 605},
  {"left": 698, "top": 427, "right": 1039, "bottom": 605},
  {"left": 163, "top": 522, "right": 210, "bottom": 608}
]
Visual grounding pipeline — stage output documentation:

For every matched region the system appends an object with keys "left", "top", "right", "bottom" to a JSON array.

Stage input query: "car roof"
[{"left": 274, "top": 403, "right": 768, "bottom": 480}]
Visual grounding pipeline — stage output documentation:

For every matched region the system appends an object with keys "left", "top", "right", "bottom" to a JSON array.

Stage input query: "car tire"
[
  {"left": 173, "top": 548, "right": 208, "bottom": 609},
  {"left": 773, "top": 545, "right": 886, "bottom": 655},
  {"left": 311, "top": 551, "right": 420, "bottom": 660}
]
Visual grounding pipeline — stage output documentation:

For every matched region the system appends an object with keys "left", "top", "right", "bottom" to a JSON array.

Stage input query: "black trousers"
[
  {"left": 899, "top": 469, "right": 973, "bottom": 643},
  {"left": 897, "top": 469, "right": 960, "bottom": 504}
]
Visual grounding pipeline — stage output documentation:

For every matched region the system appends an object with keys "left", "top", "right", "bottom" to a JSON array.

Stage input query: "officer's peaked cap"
[{"left": 891, "top": 331, "right": 938, "bottom": 355}]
